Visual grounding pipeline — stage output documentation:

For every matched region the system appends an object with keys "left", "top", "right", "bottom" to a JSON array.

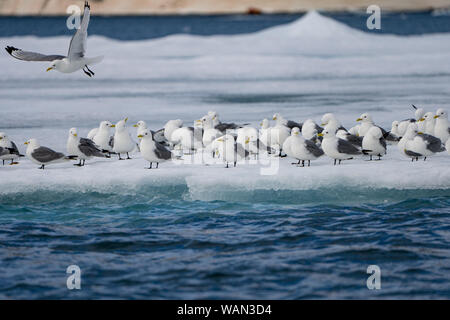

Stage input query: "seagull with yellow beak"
[
  {"left": 215, "top": 135, "right": 250, "bottom": 168},
  {"left": 113, "top": 118, "right": 136, "bottom": 160},
  {"left": 66, "top": 128, "right": 107, "bottom": 166}
]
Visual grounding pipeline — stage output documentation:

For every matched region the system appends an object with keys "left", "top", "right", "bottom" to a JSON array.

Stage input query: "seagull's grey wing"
[
  {"left": 405, "top": 149, "right": 422, "bottom": 157},
  {"left": 0, "top": 147, "right": 6, "bottom": 156},
  {"left": 10, "top": 141, "right": 21, "bottom": 156},
  {"left": 286, "top": 120, "right": 303, "bottom": 130},
  {"left": 32, "top": 146, "right": 65, "bottom": 163},
  {"left": 337, "top": 138, "right": 361, "bottom": 155},
  {"left": 67, "top": 1, "right": 90, "bottom": 60},
  {"left": 345, "top": 133, "right": 363, "bottom": 147},
  {"left": 379, "top": 137, "right": 387, "bottom": 150},
  {"left": 79, "top": 138, "right": 104, "bottom": 157},
  {"left": 5, "top": 46, "right": 65, "bottom": 62},
  {"left": 154, "top": 142, "right": 172, "bottom": 160},
  {"left": 215, "top": 122, "right": 242, "bottom": 132},
  {"left": 109, "top": 136, "right": 114, "bottom": 148},
  {"left": 235, "top": 143, "right": 250, "bottom": 158},
  {"left": 153, "top": 128, "right": 168, "bottom": 145},
  {"left": 420, "top": 134, "right": 446, "bottom": 152},
  {"left": 305, "top": 139, "right": 324, "bottom": 157}
]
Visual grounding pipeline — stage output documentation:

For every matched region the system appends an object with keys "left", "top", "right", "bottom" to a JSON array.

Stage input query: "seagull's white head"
[
  {"left": 115, "top": 118, "right": 128, "bottom": 131},
  {"left": 100, "top": 121, "right": 114, "bottom": 129},
  {"left": 317, "top": 129, "right": 333, "bottom": 139},
  {"left": 404, "top": 123, "right": 420, "bottom": 139},
  {"left": 434, "top": 108, "right": 448, "bottom": 119},
  {"left": 321, "top": 113, "right": 336, "bottom": 126},
  {"left": 133, "top": 120, "right": 147, "bottom": 129},
  {"left": 356, "top": 113, "right": 372, "bottom": 123},
  {"left": 69, "top": 127, "right": 78, "bottom": 138},
  {"left": 208, "top": 111, "right": 218, "bottom": 120},
  {"left": 0, "top": 132, "right": 7, "bottom": 141},
  {"left": 415, "top": 108, "right": 425, "bottom": 120},
  {"left": 260, "top": 118, "right": 269, "bottom": 129},
  {"left": 422, "top": 112, "right": 435, "bottom": 123},
  {"left": 367, "top": 126, "right": 383, "bottom": 139},
  {"left": 24, "top": 138, "right": 39, "bottom": 148},
  {"left": 137, "top": 129, "right": 152, "bottom": 140},
  {"left": 291, "top": 127, "right": 300, "bottom": 136},
  {"left": 391, "top": 120, "right": 399, "bottom": 129},
  {"left": 47, "top": 59, "right": 63, "bottom": 72}
]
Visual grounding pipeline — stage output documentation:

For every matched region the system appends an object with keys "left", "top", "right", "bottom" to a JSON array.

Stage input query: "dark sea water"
[{"left": 1, "top": 12, "right": 450, "bottom": 299}]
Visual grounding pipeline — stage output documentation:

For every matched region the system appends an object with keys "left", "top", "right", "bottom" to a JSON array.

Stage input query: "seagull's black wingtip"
[
  {"left": 5, "top": 46, "right": 17, "bottom": 55},
  {"left": 412, "top": 104, "right": 417, "bottom": 110}
]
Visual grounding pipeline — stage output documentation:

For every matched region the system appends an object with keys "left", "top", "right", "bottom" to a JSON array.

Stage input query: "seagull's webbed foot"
[
  {"left": 83, "top": 67, "right": 92, "bottom": 77},
  {"left": 85, "top": 65, "right": 95, "bottom": 76},
  {"left": 39, "top": 165, "right": 45, "bottom": 170}
]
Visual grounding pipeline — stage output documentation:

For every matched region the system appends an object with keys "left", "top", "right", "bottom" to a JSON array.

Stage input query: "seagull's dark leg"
[
  {"left": 156, "top": 162, "right": 159, "bottom": 169},
  {"left": 339, "top": 160, "right": 342, "bottom": 165},
  {"left": 369, "top": 155, "right": 372, "bottom": 161},
  {"left": 127, "top": 152, "right": 132, "bottom": 160},
  {"left": 411, "top": 157, "right": 414, "bottom": 162},
  {"left": 118, "top": 153, "right": 124, "bottom": 160},
  {"left": 74, "top": 160, "right": 82, "bottom": 166},
  {"left": 424, "top": 157, "right": 427, "bottom": 161},
  {"left": 308, "top": 160, "right": 311, "bottom": 167},
  {"left": 334, "top": 159, "right": 337, "bottom": 166},
  {"left": 83, "top": 67, "right": 92, "bottom": 77},
  {"left": 148, "top": 162, "right": 152, "bottom": 169},
  {"left": 226, "top": 163, "right": 229, "bottom": 168},
  {"left": 2, "top": 160, "right": 4, "bottom": 165},
  {"left": 39, "top": 164, "right": 45, "bottom": 170},
  {"left": 85, "top": 65, "right": 95, "bottom": 76}
]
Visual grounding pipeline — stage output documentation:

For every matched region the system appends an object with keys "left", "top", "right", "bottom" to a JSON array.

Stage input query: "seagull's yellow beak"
[
  {"left": 196, "top": 119, "right": 202, "bottom": 123},
  {"left": 260, "top": 122, "right": 263, "bottom": 126},
  {"left": 317, "top": 133, "right": 324, "bottom": 137},
  {"left": 124, "top": 117, "right": 128, "bottom": 122},
  {"left": 0, "top": 137, "right": 2, "bottom": 140},
  {"left": 110, "top": 124, "right": 115, "bottom": 128},
  {"left": 434, "top": 115, "right": 439, "bottom": 119},
  {"left": 217, "top": 138, "right": 224, "bottom": 142},
  {"left": 294, "top": 132, "right": 299, "bottom": 135},
  {"left": 417, "top": 132, "right": 424, "bottom": 135},
  {"left": 418, "top": 118, "right": 425, "bottom": 122},
  {"left": 356, "top": 118, "right": 363, "bottom": 122},
  {"left": 321, "top": 123, "right": 327, "bottom": 126},
  {"left": 213, "top": 116, "right": 217, "bottom": 120},
  {"left": 272, "top": 116, "right": 277, "bottom": 120},
  {"left": 245, "top": 138, "right": 250, "bottom": 144},
  {"left": 46, "top": 67, "right": 53, "bottom": 72},
  {"left": 137, "top": 134, "right": 143, "bottom": 138},
  {"left": 73, "top": 133, "right": 77, "bottom": 137},
  {"left": 133, "top": 124, "right": 138, "bottom": 127},
  {"left": 24, "top": 141, "right": 29, "bottom": 145}
]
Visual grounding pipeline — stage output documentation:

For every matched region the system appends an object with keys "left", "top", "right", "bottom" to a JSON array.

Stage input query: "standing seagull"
[
  {"left": 66, "top": 128, "right": 106, "bottom": 166},
  {"left": 5, "top": 2, "right": 102, "bottom": 77},
  {"left": 362, "top": 127, "right": 387, "bottom": 160},
  {"left": 434, "top": 108, "right": 449, "bottom": 145},
  {"left": 0, "top": 132, "right": 23, "bottom": 165},
  {"left": 113, "top": 118, "right": 136, "bottom": 160},
  {"left": 24, "top": 139, "right": 76, "bottom": 169},
  {"left": 138, "top": 130, "right": 172, "bottom": 169},
  {"left": 318, "top": 129, "right": 361, "bottom": 165}
]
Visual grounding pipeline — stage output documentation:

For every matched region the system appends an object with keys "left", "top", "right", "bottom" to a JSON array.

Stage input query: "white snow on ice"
[{"left": 1, "top": 11, "right": 450, "bottom": 199}]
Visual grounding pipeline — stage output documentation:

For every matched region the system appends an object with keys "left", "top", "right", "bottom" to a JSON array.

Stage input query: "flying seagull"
[{"left": 5, "top": 2, "right": 102, "bottom": 77}]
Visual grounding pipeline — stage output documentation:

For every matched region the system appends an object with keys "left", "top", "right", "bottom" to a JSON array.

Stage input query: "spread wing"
[
  {"left": 32, "top": 146, "right": 64, "bottom": 163},
  {"left": 5, "top": 46, "right": 65, "bottom": 62},
  {"left": 68, "top": 1, "right": 90, "bottom": 60}
]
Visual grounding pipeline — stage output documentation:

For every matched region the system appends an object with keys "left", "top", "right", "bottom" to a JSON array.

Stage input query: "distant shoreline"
[{"left": 0, "top": 0, "right": 449, "bottom": 16}]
